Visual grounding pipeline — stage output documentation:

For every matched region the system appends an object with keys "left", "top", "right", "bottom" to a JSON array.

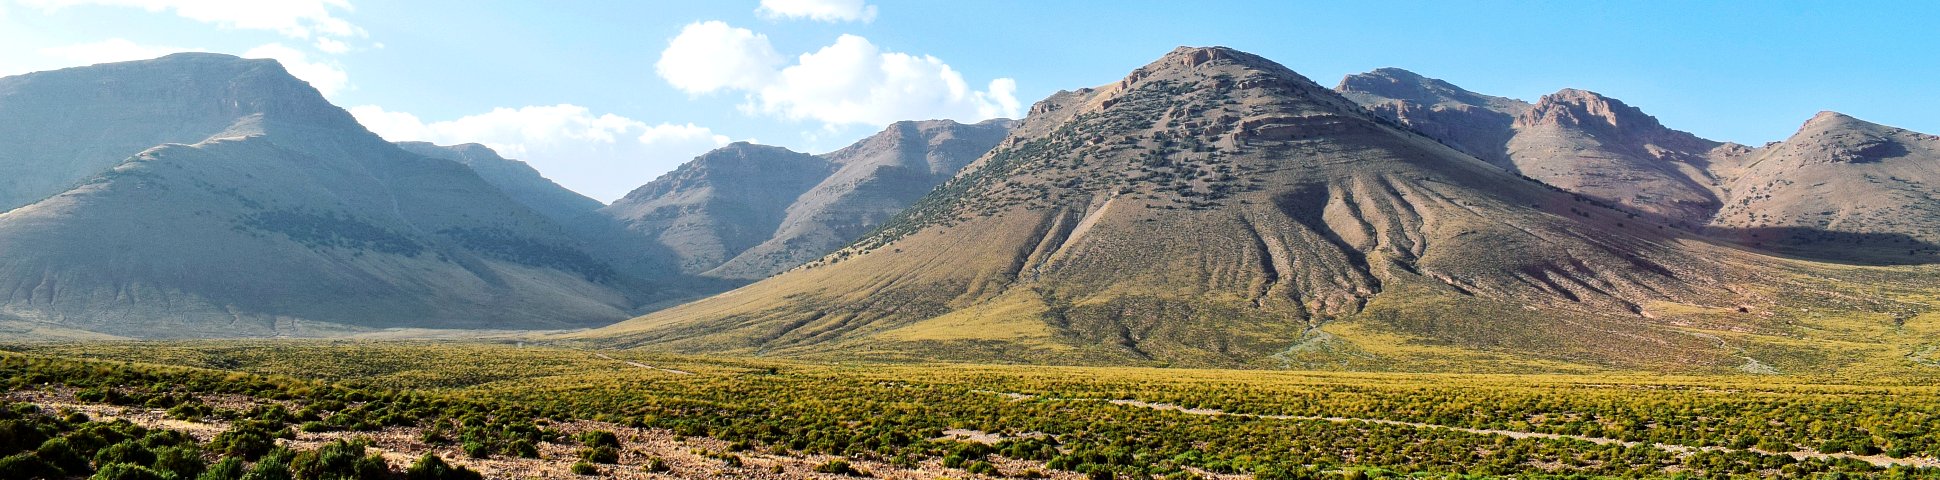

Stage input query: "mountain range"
[
  {"left": 1337, "top": 68, "right": 1940, "bottom": 262},
  {"left": 2, "top": 48, "right": 1935, "bottom": 374},
  {"left": 0, "top": 53, "right": 1005, "bottom": 339},
  {"left": 577, "top": 47, "right": 1940, "bottom": 373}
]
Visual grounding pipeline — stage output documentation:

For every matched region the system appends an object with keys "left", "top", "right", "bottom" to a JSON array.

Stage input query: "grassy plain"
[{"left": 6, "top": 341, "right": 1940, "bottom": 478}]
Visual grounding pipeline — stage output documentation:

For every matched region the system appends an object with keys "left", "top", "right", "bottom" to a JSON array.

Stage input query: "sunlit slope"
[
  {"left": 0, "top": 54, "right": 662, "bottom": 336},
  {"left": 578, "top": 47, "right": 1897, "bottom": 370}
]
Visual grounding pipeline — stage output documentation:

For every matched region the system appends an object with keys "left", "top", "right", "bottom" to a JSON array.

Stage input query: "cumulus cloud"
[
  {"left": 37, "top": 38, "right": 204, "bottom": 66},
  {"left": 656, "top": 22, "right": 1020, "bottom": 128},
  {"left": 243, "top": 43, "right": 347, "bottom": 96},
  {"left": 21, "top": 0, "right": 364, "bottom": 40},
  {"left": 349, "top": 105, "right": 733, "bottom": 202},
  {"left": 654, "top": 21, "right": 782, "bottom": 95},
  {"left": 756, "top": 0, "right": 876, "bottom": 23}
]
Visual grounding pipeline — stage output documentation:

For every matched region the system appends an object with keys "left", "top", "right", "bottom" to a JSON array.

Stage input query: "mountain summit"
[{"left": 579, "top": 46, "right": 1757, "bottom": 367}]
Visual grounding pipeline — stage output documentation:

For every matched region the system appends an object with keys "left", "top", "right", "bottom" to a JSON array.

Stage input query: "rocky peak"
[
  {"left": 1108, "top": 46, "right": 1324, "bottom": 96},
  {"left": 1776, "top": 111, "right": 1925, "bottom": 165},
  {"left": 1517, "top": 89, "right": 1657, "bottom": 130}
]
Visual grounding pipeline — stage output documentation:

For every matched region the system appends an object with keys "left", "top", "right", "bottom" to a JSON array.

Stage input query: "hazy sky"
[{"left": 2, "top": 1, "right": 1935, "bottom": 201}]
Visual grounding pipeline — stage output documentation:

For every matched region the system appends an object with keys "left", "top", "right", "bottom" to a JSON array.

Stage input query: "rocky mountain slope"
[
  {"left": 1335, "top": 67, "right": 1527, "bottom": 170},
  {"left": 706, "top": 119, "right": 1017, "bottom": 279},
  {"left": 1338, "top": 69, "right": 1940, "bottom": 262},
  {"left": 1338, "top": 70, "right": 1749, "bottom": 225},
  {"left": 601, "top": 143, "right": 840, "bottom": 275},
  {"left": 579, "top": 46, "right": 1775, "bottom": 368},
  {"left": 602, "top": 120, "right": 1014, "bottom": 280},
  {"left": 395, "top": 142, "right": 603, "bottom": 225},
  {"left": 1710, "top": 112, "right": 1940, "bottom": 261},
  {"left": 0, "top": 53, "right": 663, "bottom": 337},
  {"left": 0, "top": 53, "right": 322, "bottom": 213}
]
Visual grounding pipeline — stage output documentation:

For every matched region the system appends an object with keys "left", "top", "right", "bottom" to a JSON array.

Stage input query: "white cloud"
[
  {"left": 756, "top": 0, "right": 876, "bottom": 23},
  {"left": 21, "top": 0, "right": 364, "bottom": 40},
  {"left": 349, "top": 105, "right": 733, "bottom": 202},
  {"left": 313, "top": 37, "right": 349, "bottom": 54},
  {"left": 638, "top": 122, "right": 731, "bottom": 146},
  {"left": 243, "top": 43, "right": 347, "bottom": 96},
  {"left": 37, "top": 38, "right": 204, "bottom": 66},
  {"left": 655, "top": 22, "right": 1021, "bottom": 128},
  {"left": 655, "top": 21, "right": 782, "bottom": 95}
]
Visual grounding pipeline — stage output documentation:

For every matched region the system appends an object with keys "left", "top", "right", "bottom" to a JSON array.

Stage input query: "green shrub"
[
  {"left": 579, "top": 430, "right": 619, "bottom": 449},
  {"left": 966, "top": 460, "right": 998, "bottom": 476},
  {"left": 198, "top": 457, "right": 246, "bottom": 480},
  {"left": 152, "top": 446, "right": 205, "bottom": 479},
  {"left": 405, "top": 453, "right": 482, "bottom": 480},
  {"left": 92, "top": 441, "right": 157, "bottom": 469},
  {"left": 814, "top": 458, "right": 868, "bottom": 476},
  {"left": 289, "top": 440, "right": 388, "bottom": 480},
  {"left": 569, "top": 461, "right": 598, "bottom": 475},
  {"left": 641, "top": 457, "right": 670, "bottom": 473},
  {"left": 210, "top": 424, "right": 277, "bottom": 460},
  {"left": 90, "top": 463, "right": 166, "bottom": 480},
  {"left": 460, "top": 441, "right": 489, "bottom": 459},
  {"left": 36, "top": 437, "right": 90, "bottom": 474},
  {"left": 578, "top": 445, "right": 619, "bottom": 464},
  {"left": 507, "top": 439, "right": 539, "bottom": 459},
  {"left": 240, "top": 451, "right": 292, "bottom": 480},
  {"left": 0, "top": 453, "right": 63, "bottom": 479},
  {"left": 0, "top": 419, "right": 53, "bottom": 455}
]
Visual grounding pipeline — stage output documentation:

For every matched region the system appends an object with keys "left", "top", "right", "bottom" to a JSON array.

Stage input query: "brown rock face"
[{"left": 1505, "top": 88, "right": 1733, "bottom": 224}]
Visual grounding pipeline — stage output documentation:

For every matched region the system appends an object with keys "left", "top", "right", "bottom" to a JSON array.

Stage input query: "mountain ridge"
[{"left": 577, "top": 46, "right": 1769, "bottom": 369}]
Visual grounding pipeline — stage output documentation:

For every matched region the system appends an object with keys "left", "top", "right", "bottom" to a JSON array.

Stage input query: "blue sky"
[{"left": 2, "top": 1, "right": 1935, "bottom": 201}]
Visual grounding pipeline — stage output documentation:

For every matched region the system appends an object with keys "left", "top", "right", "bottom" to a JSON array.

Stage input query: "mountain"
[
  {"left": 1335, "top": 67, "right": 1527, "bottom": 169},
  {"left": 601, "top": 119, "right": 1015, "bottom": 280},
  {"left": 1507, "top": 89, "right": 1744, "bottom": 224},
  {"left": 0, "top": 53, "right": 319, "bottom": 213},
  {"left": 706, "top": 119, "right": 1017, "bottom": 279},
  {"left": 1337, "top": 70, "right": 1745, "bottom": 224},
  {"left": 602, "top": 143, "right": 839, "bottom": 275},
  {"left": 1709, "top": 112, "right": 1940, "bottom": 261},
  {"left": 1337, "top": 69, "right": 1940, "bottom": 263},
  {"left": 394, "top": 142, "right": 602, "bottom": 225},
  {"left": 0, "top": 53, "right": 657, "bottom": 337},
  {"left": 578, "top": 46, "right": 1765, "bottom": 368}
]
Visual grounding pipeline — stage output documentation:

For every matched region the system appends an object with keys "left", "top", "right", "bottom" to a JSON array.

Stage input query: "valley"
[{"left": 0, "top": 4, "right": 1935, "bottom": 477}]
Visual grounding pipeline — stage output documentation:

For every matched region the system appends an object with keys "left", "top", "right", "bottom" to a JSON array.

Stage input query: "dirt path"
[
  {"left": 595, "top": 352, "right": 696, "bottom": 375},
  {"left": 985, "top": 391, "right": 1940, "bottom": 469}
]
